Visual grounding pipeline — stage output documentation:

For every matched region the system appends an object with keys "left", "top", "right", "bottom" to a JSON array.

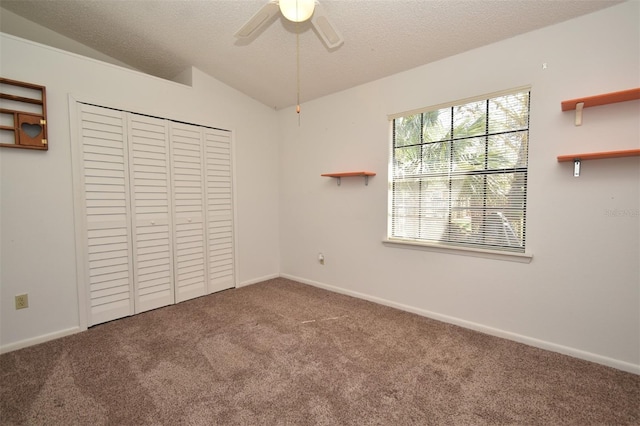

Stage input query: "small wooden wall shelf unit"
[
  {"left": 559, "top": 88, "right": 640, "bottom": 176},
  {"left": 0, "top": 77, "right": 48, "bottom": 150},
  {"left": 321, "top": 171, "right": 376, "bottom": 186}
]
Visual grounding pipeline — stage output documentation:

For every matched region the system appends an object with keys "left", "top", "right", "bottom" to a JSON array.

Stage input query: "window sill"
[{"left": 382, "top": 238, "right": 533, "bottom": 263}]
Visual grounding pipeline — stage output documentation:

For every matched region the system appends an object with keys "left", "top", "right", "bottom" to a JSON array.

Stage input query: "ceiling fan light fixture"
[{"left": 279, "top": 0, "right": 315, "bottom": 22}]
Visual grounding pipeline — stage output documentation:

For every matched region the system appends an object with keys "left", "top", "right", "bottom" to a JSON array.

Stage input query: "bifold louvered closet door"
[
  {"left": 76, "top": 103, "right": 234, "bottom": 326},
  {"left": 170, "top": 122, "right": 207, "bottom": 302},
  {"left": 78, "top": 104, "right": 134, "bottom": 325},
  {"left": 204, "top": 128, "right": 235, "bottom": 293},
  {"left": 128, "top": 114, "right": 175, "bottom": 312}
]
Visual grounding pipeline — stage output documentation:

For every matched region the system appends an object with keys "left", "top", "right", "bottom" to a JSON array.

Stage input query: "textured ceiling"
[{"left": 0, "top": 0, "right": 624, "bottom": 109}]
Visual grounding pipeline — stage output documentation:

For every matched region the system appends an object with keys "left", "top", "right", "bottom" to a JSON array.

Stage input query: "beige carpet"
[{"left": 1, "top": 278, "right": 638, "bottom": 425}]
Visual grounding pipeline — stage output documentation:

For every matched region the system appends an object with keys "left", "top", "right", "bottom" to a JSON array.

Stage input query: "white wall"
[
  {"left": 0, "top": 34, "right": 280, "bottom": 350},
  {"left": 279, "top": 2, "right": 640, "bottom": 373}
]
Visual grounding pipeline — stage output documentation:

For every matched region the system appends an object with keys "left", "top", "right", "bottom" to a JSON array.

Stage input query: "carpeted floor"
[{"left": 1, "top": 277, "right": 638, "bottom": 425}]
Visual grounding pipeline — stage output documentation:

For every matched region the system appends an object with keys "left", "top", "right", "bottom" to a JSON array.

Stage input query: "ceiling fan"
[{"left": 235, "top": 0, "right": 344, "bottom": 49}]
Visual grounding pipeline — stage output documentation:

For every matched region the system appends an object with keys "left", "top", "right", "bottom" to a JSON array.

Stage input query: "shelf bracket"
[
  {"left": 574, "top": 102, "right": 584, "bottom": 126},
  {"left": 332, "top": 176, "right": 369, "bottom": 185},
  {"left": 573, "top": 159, "right": 581, "bottom": 177},
  {"left": 333, "top": 176, "right": 371, "bottom": 185}
]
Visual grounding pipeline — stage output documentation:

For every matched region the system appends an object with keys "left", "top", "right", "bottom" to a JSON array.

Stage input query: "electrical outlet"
[{"left": 15, "top": 294, "right": 29, "bottom": 310}]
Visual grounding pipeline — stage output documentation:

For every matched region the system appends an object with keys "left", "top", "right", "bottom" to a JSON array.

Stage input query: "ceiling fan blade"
[
  {"left": 311, "top": 3, "right": 344, "bottom": 49},
  {"left": 235, "top": 0, "right": 280, "bottom": 38}
]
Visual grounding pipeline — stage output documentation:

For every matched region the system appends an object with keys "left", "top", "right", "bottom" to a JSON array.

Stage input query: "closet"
[{"left": 74, "top": 103, "right": 234, "bottom": 326}]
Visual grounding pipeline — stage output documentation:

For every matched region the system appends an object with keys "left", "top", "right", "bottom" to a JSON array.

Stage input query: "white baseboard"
[
  {"left": 0, "top": 326, "right": 82, "bottom": 354},
  {"left": 5, "top": 276, "right": 638, "bottom": 375},
  {"left": 237, "top": 273, "right": 280, "bottom": 288},
  {"left": 280, "top": 273, "right": 640, "bottom": 375}
]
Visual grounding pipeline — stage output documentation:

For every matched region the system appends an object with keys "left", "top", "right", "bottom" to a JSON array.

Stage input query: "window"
[{"left": 389, "top": 88, "right": 530, "bottom": 254}]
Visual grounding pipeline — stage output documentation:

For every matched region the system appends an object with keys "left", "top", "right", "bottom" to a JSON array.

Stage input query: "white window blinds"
[{"left": 389, "top": 88, "right": 530, "bottom": 253}]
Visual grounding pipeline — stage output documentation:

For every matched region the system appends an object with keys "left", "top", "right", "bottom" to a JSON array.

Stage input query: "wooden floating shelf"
[
  {"left": 557, "top": 149, "right": 640, "bottom": 162},
  {"left": 321, "top": 171, "right": 376, "bottom": 186},
  {"left": 561, "top": 87, "right": 640, "bottom": 126},
  {"left": 557, "top": 149, "right": 639, "bottom": 177},
  {"left": 321, "top": 171, "right": 376, "bottom": 178},
  {"left": 561, "top": 88, "right": 640, "bottom": 111}
]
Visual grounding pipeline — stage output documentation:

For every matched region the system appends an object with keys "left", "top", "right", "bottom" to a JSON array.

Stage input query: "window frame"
[{"left": 385, "top": 86, "right": 533, "bottom": 263}]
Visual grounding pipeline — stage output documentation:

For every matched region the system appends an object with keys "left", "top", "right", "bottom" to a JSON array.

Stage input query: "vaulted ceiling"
[{"left": 0, "top": 0, "right": 623, "bottom": 109}]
